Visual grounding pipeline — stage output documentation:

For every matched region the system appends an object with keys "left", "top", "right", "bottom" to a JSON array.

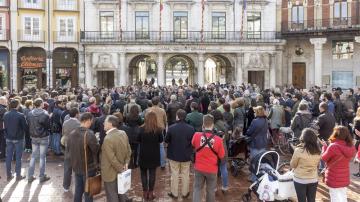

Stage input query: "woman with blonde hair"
[
  {"left": 321, "top": 126, "right": 356, "bottom": 202},
  {"left": 137, "top": 111, "right": 164, "bottom": 201}
]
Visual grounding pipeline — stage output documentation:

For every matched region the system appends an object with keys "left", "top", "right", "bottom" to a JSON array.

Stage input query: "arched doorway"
[
  {"left": 17, "top": 47, "right": 47, "bottom": 90},
  {"left": 0, "top": 47, "right": 10, "bottom": 89},
  {"left": 53, "top": 47, "right": 78, "bottom": 88},
  {"left": 129, "top": 55, "right": 157, "bottom": 85},
  {"left": 165, "top": 55, "right": 194, "bottom": 85},
  {"left": 205, "top": 55, "right": 233, "bottom": 84}
]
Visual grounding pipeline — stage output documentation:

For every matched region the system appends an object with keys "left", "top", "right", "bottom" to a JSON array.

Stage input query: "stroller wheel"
[{"left": 241, "top": 193, "right": 251, "bottom": 202}]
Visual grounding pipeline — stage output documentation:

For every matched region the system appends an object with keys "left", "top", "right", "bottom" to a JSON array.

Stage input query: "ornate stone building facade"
[{"left": 81, "top": 0, "right": 285, "bottom": 89}]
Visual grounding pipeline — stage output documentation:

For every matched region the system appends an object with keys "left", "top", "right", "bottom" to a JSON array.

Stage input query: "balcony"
[
  {"left": 54, "top": 0, "right": 78, "bottom": 11},
  {"left": 0, "top": 29, "right": 9, "bottom": 41},
  {"left": 80, "top": 31, "right": 281, "bottom": 44},
  {"left": 0, "top": 0, "right": 9, "bottom": 8},
  {"left": 18, "top": 30, "right": 45, "bottom": 42},
  {"left": 53, "top": 31, "right": 78, "bottom": 43},
  {"left": 18, "top": 0, "right": 45, "bottom": 10},
  {"left": 281, "top": 17, "right": 360, "bottom": 37}
]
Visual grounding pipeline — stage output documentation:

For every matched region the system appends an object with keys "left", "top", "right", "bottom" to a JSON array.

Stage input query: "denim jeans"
[
  {"left": 28, "top": 137, "right": 49, "bottom": 178},
  {"left": 6, "top": 139, "right": 24, "bottom": 178},
  {"left": 249, "top": 147, "right": 266, "bottom": 182},
  {"left": 192, "top": 170, "right": 217, "bottom": 202},
  {"left": 160, "top": 142, "right": 166, "bottom": 167},
  {"left": 294, "top": 181, "right": 318, "bottom": 202},
  {"left": 51, "top": 133, "right": 61, "bottom": 154},
  {"left": 219, "top": 161, "right": 229, "bottom": 189},
  {"left": 74, "top": 171, "right": 95, "bottom": 202}
]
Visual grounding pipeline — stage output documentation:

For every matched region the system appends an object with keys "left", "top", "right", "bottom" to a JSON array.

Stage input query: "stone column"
[
  {"left": 119, "top": 52, "right": 126, "bottom": 86},
  {"left": 310, "top": 38, "right": 326, "bottom": 87},
  {"left": 197, "top": 53, "right": 205, "bottom": 86},
  {"left": 11, "top": 50, "right": 17, "bottom": 91},
  {"left": 47, "top": 54, "right": 53, "bottom": 88},
  {"left": 236, "top": 53, "right": 244, "bottom": 86},
  {"left": 85, "top": 52, "right": 93, "bottom": 88},
  {"left": 269, "top": 53, "right": 276, "bottom": 89},
  {"left": 78, "top": 51, "right": 85, "bottom": 88},
  {"left": 157, "top": 53, "right": 165, "bottom": 86}
]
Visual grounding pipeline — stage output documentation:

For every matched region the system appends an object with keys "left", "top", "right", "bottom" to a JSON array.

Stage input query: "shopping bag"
[
  {"left": 276, "top": 171, "right": 296, "bottom": 199},
  {"left": 117, "top": 169, "right": 132, "bottom": 194},
  {"left": 257, "top": 173, "right": 278, "bottom": 201}
]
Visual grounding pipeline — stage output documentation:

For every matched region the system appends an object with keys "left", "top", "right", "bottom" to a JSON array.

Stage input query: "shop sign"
[{"left": 19, "top": 56, "right": 45, "bottom": 69}]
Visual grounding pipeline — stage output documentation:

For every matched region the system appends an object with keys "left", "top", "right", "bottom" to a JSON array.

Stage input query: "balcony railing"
[
  {"left": 0, "top": 0, "right": 9, "bottom": 7},
  {"left": 18, "top": 0, "right": 45, "bottom": 10},
  {"left": 0, "top": 29, "right": 9, "bottom": 41},
  {"left": 53, "top": 31, "right": 78, "bottom": 42},
  {"left": 282, "top": 17, "right": 360, "bottom": 35},
  {"left": 81, "top": 31, "right": 281, "bottom": 43},
  {"left": 18, "top": 30, "right": 45, "bottom": 42},
  {"left": 54, "top": 0, "right": 78, "bottom": 11}
]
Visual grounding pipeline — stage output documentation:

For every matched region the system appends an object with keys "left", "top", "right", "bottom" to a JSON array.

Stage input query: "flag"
[
  {"left": 243, "top": 0, "right": 247, "bottom": 10},
  {"left": 160, "top": 0, "right": 163, "bottom": 11}
]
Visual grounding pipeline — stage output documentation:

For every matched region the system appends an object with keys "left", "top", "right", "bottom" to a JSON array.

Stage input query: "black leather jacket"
[{"left": 27, "top": 108, "right": 50, "bottom": 138}]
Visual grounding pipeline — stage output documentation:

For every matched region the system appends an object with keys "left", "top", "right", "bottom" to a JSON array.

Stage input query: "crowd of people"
[{"left": 0, "top": 83, "right": 360, "bottom": 202}]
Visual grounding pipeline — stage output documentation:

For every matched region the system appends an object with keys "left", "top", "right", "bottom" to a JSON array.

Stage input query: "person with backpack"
[
  {"left": 291, "top": 103, "right": 313, "bottom": 138},
  {"left": 191, "top": 114, "right": 225, "bottom": 202}
]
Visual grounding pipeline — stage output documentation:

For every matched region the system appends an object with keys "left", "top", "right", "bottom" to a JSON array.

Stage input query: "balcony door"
[
  {"left": 100, "top": 11, "right": 114, "bottom": 38},
  {"left": 0, "top": 14, "right": 5, "bottom": 40},
  {"left": 247, "top": 12, "right": 261, "bottom": 39},
  {"left": 23, "top": 16, "right": 40, "bottom": 41},
  {"left": 248, "top": 71, "right": 264, "bottom": 90},
  {"left": 57, "top": 17, "right": 75, "bottom": 42},
  {"left": 135, "top": 11, "right": 149, "bottom": 39}
]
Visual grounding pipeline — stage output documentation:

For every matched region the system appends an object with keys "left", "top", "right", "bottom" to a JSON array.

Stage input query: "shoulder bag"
[{"left": 84, "top": 131, "right": 102, "bottom": 196}]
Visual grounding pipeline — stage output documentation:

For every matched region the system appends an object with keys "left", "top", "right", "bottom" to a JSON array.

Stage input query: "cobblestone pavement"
[{"left": 0, "top": 153, "right": 359, "bottom": 202}]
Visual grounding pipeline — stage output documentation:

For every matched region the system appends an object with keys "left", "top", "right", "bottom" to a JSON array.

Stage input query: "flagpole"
[
  {"left": 119, "top": 0, "right": 122, "bottom": 41},
  {"left": 159, "top": 0, "right": 162, "bottom": 41},
  {"left": 201, "top": 0, "right": 204, "bottom": 42},
  {"left": 240, "top": 0, "right": 246, "bottom": 40}
]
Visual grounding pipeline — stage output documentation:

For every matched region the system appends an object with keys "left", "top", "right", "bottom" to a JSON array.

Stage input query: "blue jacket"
[
  {"left": 165, "top": 121, "right": 195, "bottom": 162},
  {"left": 4, "top": 109, "right": 28, "bottom": 140},
  {"left": 245, "top": 117, "right": 268, "bottom": 149}
]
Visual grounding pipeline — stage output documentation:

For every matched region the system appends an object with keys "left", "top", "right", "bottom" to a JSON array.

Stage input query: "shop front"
[
  {"left": 0, "top": 47, "right": 10, "bottom": 89},
  {"left": 17, "top": 47, "right": 47, "bottom": 90},
  {"left": 53, "top": 48, "right": 78, "bottom": 88}
]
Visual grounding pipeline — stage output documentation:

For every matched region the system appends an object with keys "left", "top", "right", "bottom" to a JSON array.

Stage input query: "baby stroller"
[
  {"left": 242, "top": 150, "right": 295, "bottom": 202},
  {"left": 228, "top": 135, "right": 249, "bottom": 177}
]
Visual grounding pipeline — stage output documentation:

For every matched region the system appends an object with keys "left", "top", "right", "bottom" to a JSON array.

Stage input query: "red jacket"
[
  {"left": 321, "top": 140, "right": 356, "bottom": 188},
  {"left": 192, "top": 131, "right": 225, "bottom": 174}
]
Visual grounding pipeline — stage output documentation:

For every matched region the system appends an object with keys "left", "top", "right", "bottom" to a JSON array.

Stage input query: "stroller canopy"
[{"left": 249, "top": 150, "right": 280, "bottom": 176}]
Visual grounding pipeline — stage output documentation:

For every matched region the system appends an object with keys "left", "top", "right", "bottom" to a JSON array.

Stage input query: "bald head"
[{"left": 0, "top": 96, "right": 7, "bottom": 106}]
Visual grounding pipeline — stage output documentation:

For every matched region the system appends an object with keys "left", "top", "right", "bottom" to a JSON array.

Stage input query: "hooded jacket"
[
  {"left": 321, "top": 140, "right": 356, "bottom": 188},
  {"left": 27, "top": 108, "right": 50, "bottom": 138}
]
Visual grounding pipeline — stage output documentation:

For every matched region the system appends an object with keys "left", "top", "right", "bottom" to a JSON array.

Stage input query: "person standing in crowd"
[
  {"left": 333, "top": 91, "right": 343, "bottom": 125},
  {"left": 146, "top": 96, "right": 167, "bottom": 169},
  {"left": 321, "top": 126, "right": 356, "bottom": 202},
  {"left": 192, "top": 114, "right": 225, "bottom": 202},
  {"left": 124, "top": 105, "right": 142, "bottom": 169},
  {"left": 23, "top": 100, "right": 33, "bottom": 153},
  {"left": 92, "top": 104, "right": 110, "bottom": 146},
  {"left": 166, "top": 109, "right": 195, "bottom": 199},
  {"left": 66, "top": 112, "right": 100, "bottom": 202},
  {"left": 186, "top": 102, "right": 203, "bottom": 132},
  {"left": 101, "top": 115, "right": 132, "bottom": 202},
  {"left": 166, "top": 94, "right": 181, "bottom": 126},
  {"left": 245, "top": 106, "right": 269, "bottom": 182},
  {"left": 27, "top": 98, "right": 51, "bottom": 183},
  {"left": 137, "top": 111, "right": 164, "bottom": 201},
  {"left": 342, "top": 90, "right": 355, "bottom": 128},
  {"left": 290, "top": 128, "right": 321, "bottom": 202},
  {"left": 222, "top": 103, "right": 233, "bottom": 131},
  {"left": 353, "top": 107, "right": 360, "bottom": 177},
  {"left": 291, "top": 93, "right": 302, "bottom": 118},
  {"left": 268, "top": 99, "right": 285, "bottom": 138},
  {"left": 233, "top": 98, "right": 246, "bottom": 132},
  {"left": 324, "top": 93, "right": 335, "bottom": 115},
  {"left": 4, "top": 99, "right": 28, "bottom": 181},
  {"left": 110, "top": 94, "right": 127, "bottom": 114},
  {"left": 50, "top": 100, "right": 64, "bottom": 156},
  {"left": 123, "top": 94, "right": 141, "bottom": 118},
  {"left": 290, "top": 103, "right": 313, "bottom": 138},
  {"left": 316, "top": 102, "right": 336, "bottom": 141},
  {"left": 0, "top": 96, "right": 7, "bottom": 161},
  {"left": 61, "top": 107, "right": 80, "bottom": 192}
]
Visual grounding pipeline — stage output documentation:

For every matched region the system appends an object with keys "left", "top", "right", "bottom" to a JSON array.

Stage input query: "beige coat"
[
  {"left": 147, "top": 105, "right": 167, "bottom": 130},
  {"left": 290, "top": 147, "right": 321, "bottom": 179},
  {"left": 100, "top": 128, "right": 132, "bottom": 182}
]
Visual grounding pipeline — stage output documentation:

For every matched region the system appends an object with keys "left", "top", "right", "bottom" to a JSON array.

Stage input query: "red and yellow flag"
[{"left": 160, "top": 0, "right": 163, "bottom": 11}]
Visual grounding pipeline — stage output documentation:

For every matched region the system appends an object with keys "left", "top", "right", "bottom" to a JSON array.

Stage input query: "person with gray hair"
[
  {"left": 291, "top": 102, "right": 313, "bottom": 138},
  {"left": 166, "top": 94, "right": 181, "bottom": 126}
]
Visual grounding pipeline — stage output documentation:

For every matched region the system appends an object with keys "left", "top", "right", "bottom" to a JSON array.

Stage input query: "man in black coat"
[
  {"left": 165, "top": 109, "right": 195, "bottom": 199},
  {"left": 0, "top": 96, "right": 8, "bottom": 160},
  {"left": 4, "top": 99, "right": 28, "bottom": 181},
  {"left": 316, "top": 102, "right": 336, "bottom": 141}
]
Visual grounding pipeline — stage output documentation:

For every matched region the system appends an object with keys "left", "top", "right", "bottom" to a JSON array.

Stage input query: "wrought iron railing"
[
  {"left": 53, "top": 31, "right": 78, "bottom": 43},
  {"left": 17, "top": 0, "right": 45, "bottom": 9},
  {"left": 54, "top": 0, "right": 78, "bottom": 11},
  {"left": 282, "top": 17, "right": 360, "bottom": 33},
  {"left": 0, "top": 29, "right": 9, "bottom": 41},
  {"left": 18, "top": 30, "right": 46, "bottom": 42},
  {"left": 81, "top": 31, "right": 281, "bottom": 43}
]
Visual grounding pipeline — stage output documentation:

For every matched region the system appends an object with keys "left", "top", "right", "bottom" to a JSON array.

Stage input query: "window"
[
  {"left": 334, "top": 1, "right": 348, "bottom": 25},
  {"left": 24, "top": 0, "right": 41, "bottom": 9},
  {"left": 0, "top": 14, "right": 5, "bottom": 39},
  {"left": 100, "top": 11, "right": 114, "bottom": 38},
  {"left": 23, "top": 16, "right": 41, "bottom": 40},
  {"left": 212, "top": 12, "right": 226, "bottom": 39},
  {"left": 135, "top": 11, "right": 149, "bottom": 39},
  {"left": 332, "top": 40, "right": 353, "bottom": 59},
  {"left": 0, "top": 0, "right": 6, "bottom": 7},
  {"left": 292, "top": 6, "right": 304, "bottom": 23},
  {"left": 174, "top": 12, "right": 188, "bottom": 39},
  {"left": 57, "top": 0, "right": 76, "bottom": 10},
  {"left": 57, "top": 17, "right": 75, "bottom": 41},
  {"left": 247, "top": 12, "right": 261, "bottom": 39},
  {"left": 332, "top": 71, "right": 353, "bottom": 89}
]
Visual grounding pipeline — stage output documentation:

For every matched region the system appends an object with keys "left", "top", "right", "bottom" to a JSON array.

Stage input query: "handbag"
[{"left": 84, "top": 131, "right": 102, "bottom": 196}]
